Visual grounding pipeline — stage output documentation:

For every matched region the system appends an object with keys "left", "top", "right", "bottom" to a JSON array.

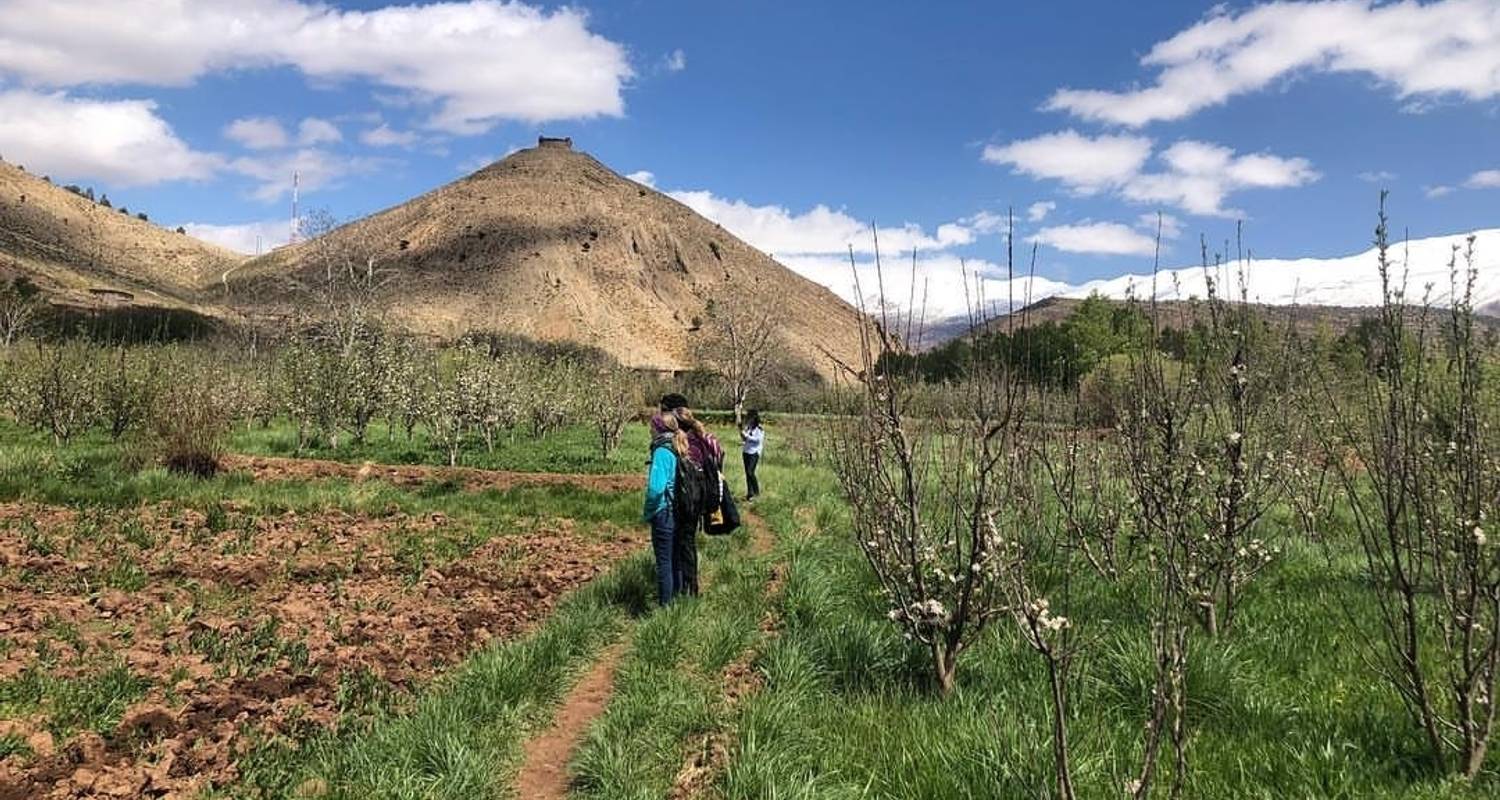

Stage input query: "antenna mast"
[{"left": 289, "top": 170, "right": 300, "bottom": 244}]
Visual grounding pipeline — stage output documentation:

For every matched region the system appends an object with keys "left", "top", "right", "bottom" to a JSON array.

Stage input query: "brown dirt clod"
[{"left": 0, "top": 498, "right": 638, "bottom": 800}]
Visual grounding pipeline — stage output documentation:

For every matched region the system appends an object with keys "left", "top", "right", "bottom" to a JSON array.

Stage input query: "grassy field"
[
  {"left": 3, "top": 413, "right": 1497, "bottom": 798},
  {"left": 228, "top": 420, "right": 652, "bottom": 475},
  {"left": 0, "top": 418, "right": 652, "bottom": 799},
  {"left": 550, "top": 444, "right": 1495, "bottom": 799}
]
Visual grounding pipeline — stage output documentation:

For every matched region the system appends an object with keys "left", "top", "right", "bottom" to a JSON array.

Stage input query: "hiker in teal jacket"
[{"left": 644, "top": 412, "right": 686, "bottom": 605}]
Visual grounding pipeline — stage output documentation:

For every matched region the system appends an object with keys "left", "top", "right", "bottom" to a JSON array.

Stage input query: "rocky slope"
[{"left": 230, "top": 140, "right": 866, "bottom": 376}]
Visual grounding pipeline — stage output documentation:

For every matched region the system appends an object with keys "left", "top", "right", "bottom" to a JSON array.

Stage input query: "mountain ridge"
[
  {"left": 922, "top": 227, "right": 1500, "bottom": 346},
  {"left": 0, "top": 159, "right": 243, "bottom": 323}
]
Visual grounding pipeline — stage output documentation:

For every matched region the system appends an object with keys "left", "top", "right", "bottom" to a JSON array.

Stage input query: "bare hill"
[
  {"left": 231, "top": 140, "right": 866, "bottom": 376},
  {"left": 0, "top": 160, "right": 243, "bottom": 318}
]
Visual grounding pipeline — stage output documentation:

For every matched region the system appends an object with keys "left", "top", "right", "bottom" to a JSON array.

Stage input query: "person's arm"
[{"left": 643, "top": 448, "right": 675, "bottom": 520}]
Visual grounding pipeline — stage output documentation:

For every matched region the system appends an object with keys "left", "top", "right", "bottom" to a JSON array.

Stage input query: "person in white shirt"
[{"left": 740, "top": 409, "right": 765, "bottom": 500}]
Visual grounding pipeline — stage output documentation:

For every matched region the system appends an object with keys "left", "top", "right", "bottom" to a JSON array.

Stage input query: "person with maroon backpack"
[{"left": 658, "top": 394, "right": 723, "bottom": 597}]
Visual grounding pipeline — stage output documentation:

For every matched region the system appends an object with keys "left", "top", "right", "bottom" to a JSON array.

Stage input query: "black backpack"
[{"left": 664, "top": 445, "right": 714, "bottom": 530}]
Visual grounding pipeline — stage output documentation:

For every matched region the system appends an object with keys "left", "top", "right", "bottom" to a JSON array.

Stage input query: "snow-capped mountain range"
[
  {"left": 996, "top": 226, "right": 1500, "bottom": 316},
  {"left": 916, "top": 228, "right": 1499, "bottom": 345},
  {"left": 1057, "top": 228, "right": 1500, "bottom": 314}
]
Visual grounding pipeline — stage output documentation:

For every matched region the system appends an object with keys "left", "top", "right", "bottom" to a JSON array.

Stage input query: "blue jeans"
[
  {"left": 674, "top": 514, "right": 699, "bottom": 598},
  {"left": 650, "top": 506, "right": 677, "bottom": 606}
]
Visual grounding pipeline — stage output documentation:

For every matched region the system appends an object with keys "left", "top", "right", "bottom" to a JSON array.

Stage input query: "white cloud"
[
  {"left": 664, "top": 49, "right": 687, "bottom": 72},
  {"left": 1426, "top": 169, "right": 1500, "bottom": 197},
  {"left": 665, "top": 189, "right": 973, "bottom": 256},
  {"left": 1029, "top": 222, "right": 1160, "bottom": 257},
  {"left": 1045, "top": 0, "right": 1500, "bottom": 126},
  {"left": 1357, "top": 170, "right": 1397, "bottom": 183},
  {"left": 1026, "top": 201, "right": 1056, "bottom": 222},
  {"left": 0, "top": 0, "right": 632, "bottom": 134},
  {"left": 962, "top": 210, "right": 1010, "bottom": 235},
  {"left": 985, "top": 131, "right": 1317, "bottom": 217},
  {"left": 0, "top": 89, "right": 219, "bottom": 186},
  {"left": 1464, "top": 169, "right": 1500, "bottom": 189},
  {"left": 1138, "top": 212, "right": 1183, "bottom": 240},
  {"left": 983, "top": 130, "right": 1151, "bottom": 192},
  {"left": 624, "top": 180, "right": 1028, "bottom": 318},
  {"left": 779, "top": 253, "right": 1073, "bottom": 322},
  {"left": 229, "top": 148, "right": 381, "bottom": 202},
  {"left": 297, "top": 117, "right": 341, "bottom": 145},
  {"left": 180, "top": 219, "right": 291, "bottom": 254},
  {"left": 360, "top": 124, "right": 419, "bottom": 148},
  {"left": 1122, "top": 141, "right": 1318, "bottom": 216},
  {"left": 651, "top": 187, "right": 1043, "bottom": 317},
  {"left": 224, "top": 117, "right": 289, "bottom": 150}
]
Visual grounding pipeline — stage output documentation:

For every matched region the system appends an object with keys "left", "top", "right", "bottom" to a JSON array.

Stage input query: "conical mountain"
[{"left": 232, "top": 139, "right": 866, "bottom": 377}]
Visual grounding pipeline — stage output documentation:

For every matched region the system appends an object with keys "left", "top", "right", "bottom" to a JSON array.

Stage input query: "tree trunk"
[
  {"left": 1046, "top": 658, "right": 1077, "bottom": 800},
  {"left": 932, "top": 642, "right": 957, "bottom": 696},
  {"left": 1464, "top": 736, "right": 1488, "bottom": 780}
]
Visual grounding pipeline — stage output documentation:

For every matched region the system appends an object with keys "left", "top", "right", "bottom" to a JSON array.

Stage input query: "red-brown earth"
[
  {"left": 221, "top": 453, "right": 644, "bottom": 494},
  {"left": 0, "top": 500, "right": 637, "bottom": 799}
]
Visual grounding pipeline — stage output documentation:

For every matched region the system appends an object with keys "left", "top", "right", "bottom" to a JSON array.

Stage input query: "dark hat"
[{"left": 659, "top": 393, "right": 689, "bottom": 411}]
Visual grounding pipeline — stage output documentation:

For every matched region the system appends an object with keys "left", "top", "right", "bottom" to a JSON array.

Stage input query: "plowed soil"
[
  {"left": 0, "top": 501, "right": 637, "bottom": 799},
  {"left": 221, "top": 453, "right": 644, "bottom": 494}
]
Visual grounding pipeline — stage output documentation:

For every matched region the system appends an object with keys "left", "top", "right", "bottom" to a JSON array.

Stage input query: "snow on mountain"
[{"left": 1058, "top": 228, "right": 1500, "bottom": 314}]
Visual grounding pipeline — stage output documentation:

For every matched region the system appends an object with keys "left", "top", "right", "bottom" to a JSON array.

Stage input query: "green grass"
[
  {"left": 547, "top": 442, "right": 1499, "bottom": 800},
  {"left": 0, "top": 662, "right": 150, "bottom": 741},
  {"left": 0, "top": 421, "right": 641, "bottom": 533},
  {"left": 0, "top": 413, "right": 660, "bottom": 796},
  {"left": 229, "top": 420, "right": 651, "bottom": 475},
  {"left": 569, "top": 527, "right": 772, "bottom": 799},
  {"left": 222, "top": 555, "right": 657, "bottom": 799},
  {"left": 189, "top": 618, "right": 312, "bottom": 679},
  {"left": 0, "top": 731, "right": 30, "bottom": 759},
  {"left": 9, "top": 411, "right": 1492, "bottom": 798}
]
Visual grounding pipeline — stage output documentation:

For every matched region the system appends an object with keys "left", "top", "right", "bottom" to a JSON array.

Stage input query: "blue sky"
[{"left": 0, "top": 1, "right": 1496, "bottom": 314}]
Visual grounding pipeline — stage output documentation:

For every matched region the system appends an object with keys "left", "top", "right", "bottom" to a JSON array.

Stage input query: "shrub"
[
  {"left": 583, "top": 365, "right": 639, "bottom": 456},
  {"left": 98, "top": 345, "right": 159, "bottom": 440},
  {"left": 524, "top": 355, "right": 577, "bottom": 439},
  {"left": 6, "top": 341, "right": 100, "bottom": 444},
  {"left": 1323, "top": 210, "right": 1500, "bottom": 779},
  {"left": 149, "top": 360, "right": 232, "bottom": 477}
]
